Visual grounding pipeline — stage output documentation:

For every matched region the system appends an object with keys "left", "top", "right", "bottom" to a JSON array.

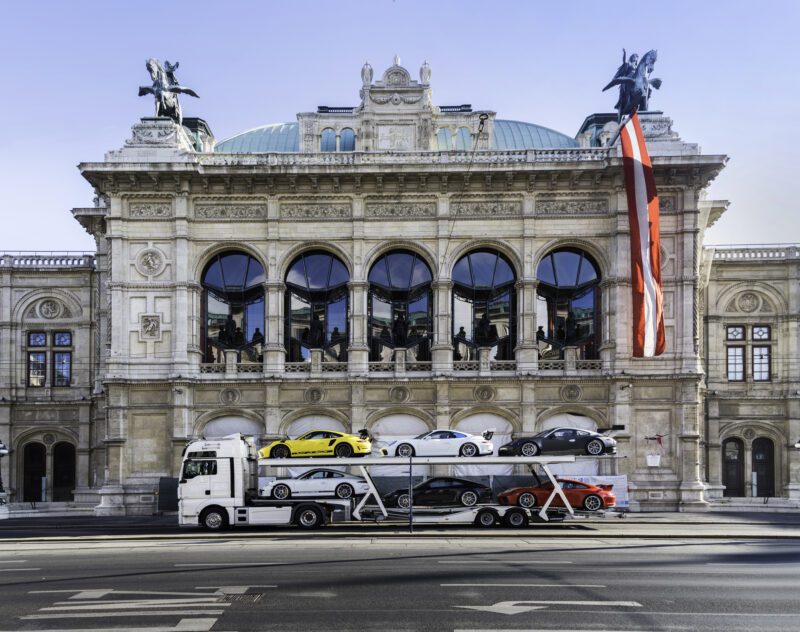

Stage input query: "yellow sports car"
[{"left": 259, "top": 430, "right": 372, "bottom": 459}]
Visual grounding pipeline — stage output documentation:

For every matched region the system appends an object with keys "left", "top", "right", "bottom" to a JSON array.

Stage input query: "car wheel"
[
  {"left": 460, "top": 490, "right": 479, "bottom": 507},
  {"left": 583, "top": 494, "right": 603, "bottom": 512},
  {"left": 503, "top": 508, "right": 529, "bottom": 528},
  {"left": 396, "top": 493, "right": 411, "bottom": 509},
  {"left": 270, "top": 445, "right": 291, "bottom": 459},
  {"left": 459, "top": 443, "right": 478, "bottom": 457},
  {"left": 199, "top": 507, "right": 228, "bottom": 531},
  {"left": 294, "top": 506, "right": 323, "bottom": 529},
  {"left": 474, "top": 509, "right": 497, "bottom": 528},
  {"left": 520, "top": 441, "right": 539, "bottom": 457},
  {"left": 517, "top": 492, "right": 536, "bottom": 509},
  {"left": 395, "top": 443, "right": 415, "bottom": 458},
  {"left": 271, "top": 484, "right": 291, "bottom": 500},
  {"left": 586, "top": 439, "right": 604, "bottom": 456},
  {"left": 335, "top": 484, "right": 354, "bottom": 499},
  {"left": 334, "top": 443, "right": 353, "bottom": 458}
]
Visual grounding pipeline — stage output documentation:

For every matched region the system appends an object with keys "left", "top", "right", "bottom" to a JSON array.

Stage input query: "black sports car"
[
  {"left": 383, "top": 477, "right": 493, "bottom": 509},
  {"left": 498, "top": 427, "right": 617, "bottom": 457}
]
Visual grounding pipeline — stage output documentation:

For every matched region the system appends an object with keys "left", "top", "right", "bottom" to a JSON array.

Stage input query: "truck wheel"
[
  {"left": 517, "top": 492, "right": 536, "bottom": 508},
  {"left": 474, "top": 508, "right": 498, "bottom": 528},
  {"left": 395, "top": 443, "right": 414, "bottom": 457},
  {"left": 459, "top": 443, "right": 478, "bottom": 457},
  {"left": 200, "top": 506, "right": 228, "bottom": 531},
  {"left": 503, "top": 508, "right": 528, "bottom": 528},
  {"left": 334, "top": 443, "right": 353, "bottom": 458},
  {"left": 271, "top": 484, "right": 291, "bottom": 500},
  {"left": 270, "top": 445, "right": 291, "bottom": 459},
  {"left": 335, "top": 484, "right": 354, "bottom": 499},
  {"left": 294, "top": 506, "right": 323, "bottom": 529}
]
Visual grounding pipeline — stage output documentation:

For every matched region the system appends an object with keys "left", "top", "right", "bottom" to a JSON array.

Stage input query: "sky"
[{"left": 1, "top": 0, "right": 798, "bottom": 252}]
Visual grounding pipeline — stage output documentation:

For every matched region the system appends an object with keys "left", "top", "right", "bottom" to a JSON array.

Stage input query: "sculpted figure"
[
  {"left": 138, "top": 58, "right": 199, "bottom": 125},
  {"left": 602, "top": 49, "right": 662, "bottom": 123},
  {"left": 361, "top": 61, "right": 373, "bottom": 85},
  {"left": 420, "top": 60, "right": 431, "bottom": 83}
]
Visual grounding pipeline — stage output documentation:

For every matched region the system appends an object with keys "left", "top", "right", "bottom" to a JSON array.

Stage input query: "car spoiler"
[
  {"left": 357, "top": 428, "right": 371, "bottom": 441},
  {"left": 482, "top": 429, "right": 495, "bottom": 440},
  {"left": 598, "top": 484, "right": 614, "bottom": 491},
  {"left": 597, "top": 425, "right": 625, "bottom": 434}
]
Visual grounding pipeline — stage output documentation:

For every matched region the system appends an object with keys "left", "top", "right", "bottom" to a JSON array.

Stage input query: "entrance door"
[
  {"left": 722, "top": 438, "right": 744, "bottom": 497},
  {"left": 752, "top": 437, "right": 775, "bottom": 497},
  {"left": 23, "top": 442, "right": 46, "bottom": 502},
  {"left": 52, "top": 442, "right": 76, "bottom": 502}
]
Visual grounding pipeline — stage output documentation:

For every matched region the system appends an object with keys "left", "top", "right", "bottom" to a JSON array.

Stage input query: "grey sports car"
[{"left": 498, "top": 427, "right": 617, "bottom": 457}]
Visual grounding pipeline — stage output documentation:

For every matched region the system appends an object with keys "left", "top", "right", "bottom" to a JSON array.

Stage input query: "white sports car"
[
  {"left": 261, "top": 468, "right": 370, "bottom": 500},
  {"left": 380, "top": 430, "right": 495, "bottom": 457}
]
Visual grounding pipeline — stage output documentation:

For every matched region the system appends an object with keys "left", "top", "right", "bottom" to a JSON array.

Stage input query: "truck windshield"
[{"left": 182, "top": 459, "right": 217, "bottom": 480}]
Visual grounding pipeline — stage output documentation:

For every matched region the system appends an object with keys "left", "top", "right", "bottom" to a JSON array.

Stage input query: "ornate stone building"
[{"left": 1, "top": 58, "right": 795, "bottom": 514}]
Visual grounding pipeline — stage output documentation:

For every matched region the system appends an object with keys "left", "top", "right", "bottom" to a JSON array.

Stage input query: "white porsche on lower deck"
[
  {"left": 379, "top": 430, "right": 495, "bottom": 457},
  {"left": 260, "top": 468, "right": 371, "bottom": 500}
]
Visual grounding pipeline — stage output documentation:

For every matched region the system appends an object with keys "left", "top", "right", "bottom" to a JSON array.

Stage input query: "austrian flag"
[{"left": 620, "top": 112, "right": 666, "bottom": 357}]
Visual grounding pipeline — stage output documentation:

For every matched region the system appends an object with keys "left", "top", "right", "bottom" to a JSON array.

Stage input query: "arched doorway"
[
  {"left": 752, "top": 437, "right": 774, "bottom": 497},
  {"left": 52, "top": 442, "right": 76, "bottom": 502},
  {"left": 722, "top": 438, "right": 744, "bottom": 497},
  {"left": 22, "top": 442, "right": 46, "bottom": 502},
  {"left": 202, "top": 416, "right": 264, "bottom": 438}
]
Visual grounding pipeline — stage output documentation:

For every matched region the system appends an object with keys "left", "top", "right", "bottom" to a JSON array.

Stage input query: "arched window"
[
  {"left": 340, "top": 128, "right": 356, "bottom": 152},
  {"left": 452, "top": 250, "right": 516, "bottom": 361},
  {"left": 285, "top": 251, "right": 349, "bottom": 362},
  {"left": 536, "top": 248, "right": 601, "bottom": 359},
  {"left": 455, "top": 127, "right": 472, "bottom": 150},
  {"left": 368, "top": 250, "right": 432, "bottom": 362},
  {"left": 201, "top": 252, "right": 265, "bottom": 363},
  {"left": 320, "top": 128, "right": 336, "bottom": 152}
]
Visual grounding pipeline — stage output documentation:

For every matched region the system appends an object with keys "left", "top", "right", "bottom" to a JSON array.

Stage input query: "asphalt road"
[{"left": 1, "top": 533, "right": 799, "bottom": 631}]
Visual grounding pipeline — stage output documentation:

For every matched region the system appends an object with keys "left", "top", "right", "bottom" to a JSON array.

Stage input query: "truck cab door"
[{"left": 178, "top": 459, "right": 216, "bottom": 500}]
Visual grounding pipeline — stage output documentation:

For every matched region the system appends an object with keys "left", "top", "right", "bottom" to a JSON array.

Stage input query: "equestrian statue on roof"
[{"left": 138, "top": 58, "right": 199, "bottom": 126}]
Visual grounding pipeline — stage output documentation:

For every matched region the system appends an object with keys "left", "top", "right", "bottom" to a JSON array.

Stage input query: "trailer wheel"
[
  {"left": 395, "top": 443, "right": 415, "bottom": 458},
  {"left": 517, "top": 492, "right": 536, "bottom": 508},
  {"left": 294, "top": 505, "right": 324, "bottom": 529},
  {"left": 199, "top": 506, "right": 229, "bottom": 531},
  {"left": 474, "top": 508, "right": 498, "bottom": 528},
  {"left": 271, "top": 484, "right": 291, "bottom": 500},
  {"left": 459, "top": 443, "right": 478, "bottom": 457},
  {"left": 583, "top": 494, "right": 603, "bottom": 512},
  {"left": 270, "top": 445, "right": 291, "bottom": 459},
  {"left": 503, "top": 508, "right": 528, "bottom": 528},
  {"left": 335, "top": 483, "right": 354, "bottom": 499},
  {"left": 334, "top": 443, "right": 353, "bottom": 458}
]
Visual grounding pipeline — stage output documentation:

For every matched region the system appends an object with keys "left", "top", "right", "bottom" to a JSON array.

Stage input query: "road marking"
[
  {"left": 0, "top": 620, "right": 217, "bottom": 632},
  {"left": 438, "top": 560, "right": 572, "bottom": 565},
  {"left": 175, "top": 562, "right": 284, "bottom": 567},
  {"left": 0, "top": 560, "right": 28, "bottom": 564},
  {"left": 195, "top": 585, "right": 277, "bottom": 593},
  {"left": 455, "top": 600, "right": 642, "bottom": 615},
  {"left": 44, "top": 600, "right": 228, "bottom": 611},
  {"left": 20, "top": 611, "right": 225, "bottom": 620},
  {"left": 32, "top": 589, "right": 219, "bottom": 599},
  {"left": 0, "top": 568, "right": 40, "bottom": 572},
  {"left": 442, "top": 583, "right": 606, "bottom": 588}
]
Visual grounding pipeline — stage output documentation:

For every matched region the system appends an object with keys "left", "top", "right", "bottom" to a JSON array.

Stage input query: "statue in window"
[
  {"left": 475, "top": 313, "right": 491, "bottom": 345},
  {"left": 392, "top": 314, "right": 408, "bottom": 347},
  {"left": 310, "top": 314, "right": 324, "bottom": 348}
]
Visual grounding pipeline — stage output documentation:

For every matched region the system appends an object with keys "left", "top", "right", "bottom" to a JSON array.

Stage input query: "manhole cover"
[{"left": 221, "top": 593, "right": 264, "bottom": 603}]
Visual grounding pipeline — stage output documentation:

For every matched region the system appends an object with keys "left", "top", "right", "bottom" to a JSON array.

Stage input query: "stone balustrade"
[
  {"left": 0, "top": 252, "right": 95, "bottom": 268},
  {"left": 711, "top": 245, "right": 800, "bottom": 260}
]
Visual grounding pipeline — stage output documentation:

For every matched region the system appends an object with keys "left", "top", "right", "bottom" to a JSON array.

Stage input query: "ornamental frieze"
[
  {"left": 280, "top": 203, "right": 351, "bottom": 220},
  {"left": 536, "top": 195, "right": 609, "bottom": 215},
  {"left": 195, "top": 204, "right": 267, "bottom": 219},
  {"left": 451, "top": 199, "right": 522, "bottom": 218},
  {"left": 365, "top": 202, "right": 436, "bottom": 219},
  {"left": 658, "top": 193, "right": 683, "bottom": 213},
  {"left": 129, "top": 202, "right": 172, "bottom": 218}
]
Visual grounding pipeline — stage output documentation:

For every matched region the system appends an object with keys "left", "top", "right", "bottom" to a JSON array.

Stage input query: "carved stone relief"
[
  {"left": 474, "top": 385, "right": 496, "bottom": 402},
  {"left": 281, "top": 203, "right": 351, "bottom": 220},
  {"left": 129, "top": 202, "right": 172, "bottom": 218},
  {"left": 389, "top": 386, "right": 410, "bottom": 403},
  {"left": 737, "top": 292, "right": 760, "bottom": 313},
  {"left": 136, "top": 249, "right": 166, "bottom": 277},
  {"left": 537, "top": 195, "right": 609, "bottom": 215},
  {"left": 451, "top": 199, "right": 522, "bottom": 218},
  {"left": 140, "top": 314, "right": 161, "bottom": 340},
  {"left": 195, "top": 204, "right": 266, "bottom": 219},
  {"left": 219, "top": 388, "right": 241, "bottom": 405},
  {"left": 39, "top": 299, "right": 62, "bottom": 319},
  {"left": 365, "top": 201, "right": 436, "bottom": 219},
  {"left": 560, "top": 384, "right": 583, "bottom": 402},
  {"left": 304, "top": 387, "right": 325, "bottom": 404}
]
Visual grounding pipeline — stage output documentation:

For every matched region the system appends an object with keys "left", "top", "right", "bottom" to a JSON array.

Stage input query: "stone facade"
[{"left": 5, "top": 59, "right": 791, "bottom": 515}]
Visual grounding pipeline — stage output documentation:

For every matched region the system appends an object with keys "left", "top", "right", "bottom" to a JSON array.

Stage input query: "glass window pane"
[
  {"left": 410, "top": 258, "right": 432, "bottom": 286},
  {"left": 286, "top": 259, "right": 307, "bottom": 288},
  {"left": 577, "top": 255, "right": 599, "bottom": 284},
  {"left": 726, "top": 326, "right": 744, "bottom": 341},
  {"left": 470, "top": 252, "right": 496, "bottom": 287},
  {"left": 387, "top": 253, "right": 414, "bottom": 289},
  {"left": 488, "top": 292, "right": 510, "bottom": 339},
  {"left": 328, "top": 259, "right": 349, "bottom": 287},
  {"left": 408, "top": 295, "right": 428, "bottom": 331},
  {"left": 202, "top": 260, "right": 224, "bottom": 289},
  {"left": 326, "top": 296, "right": 347, "bottom": 342},
  {"left": 727, "top": 347, "right": 744, "bottom": 381},
  {"left": 54, "top": 332, "right": 72, "bottom": 347},
  {"left": 28, "top": 352, "right": 46, "bottom": 387},
  {"left": 220, "top": 253, "right": 249, "bottom": 290},
  {"left": 245, "top": 298, "right": 265, "bottom": 344},
  {"left": 537, "top": 255, "right": 556, "bottom": 285},
  {"left": 752, "top": 326, "right": 770, "bottom": 341},
  {"left": 552, "top": 251, "right": 581, "bottom": 287},
  {"left": 340, "top": 128, "right": 355, "bottom": 152},
  {"left": 493, "top": 257, "right": 515, "bottom": 286},
  {"left": 53, "top": 352, "right": 71, "bottom": 387},
  {"left": 28, "top": 332, "right": 47, "bottom": 347},
  {"left": 368, "top": 258, "right": 390, "bottom": 287},
  {"left": 320, "top": 128, "right": 336, "bottom": 152},
  {"left": 304, "top": 254, "right": 332, "bottom": 290},
  {"left": 245, "top": 259, "right": 265, "bottom": 288},
  {"left": 453, "top": 296, "right": 474, "bottom": 345},
  {"left": 452, "top": 257, "right": 472, "bottom": 285},
  {"left": 753, "top": 346, "right": 770, "bottom": 381},
  {"left": 455, "top": 127, "right": 471, "bottom": 150},
  {"left": 436, "top": 127, "right": 450, "bottom": 150}
]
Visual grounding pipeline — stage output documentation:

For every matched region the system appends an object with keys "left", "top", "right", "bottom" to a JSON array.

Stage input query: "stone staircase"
[
  {"left": 5, "top": 501, "right": 96, "bottom": 518},
  {"left": 707, "top": 496, "right": 800, "bottom": 513}
]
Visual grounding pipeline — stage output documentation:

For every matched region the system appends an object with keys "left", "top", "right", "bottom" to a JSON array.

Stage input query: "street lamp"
[{"left": 0, "top": 439, "right": 8, "bottom": 494}]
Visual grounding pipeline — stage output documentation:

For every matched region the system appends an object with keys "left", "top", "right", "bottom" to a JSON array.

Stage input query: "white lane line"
[
  {"left": 0, "top": 560, "right": 28, "bottom": 564},
  {"left": 32, "top": 589, "right": 218, "bottom": 598},
  {"left": 43, "top": 602, "right": 229, "bottom": 611},
  {"left": 442, "top": 583, "right": 605, "bottom": 588},
  {"left": 438, "top": 560, "right": 572, "bottom": 565},
  {"left": 0, "top": 622, "right": 217, "bottom": 632},
  {"left": 20, "top": 611, "right": 225, "bottom": 620},
  {"left": 454, "top": 629, "right": 648, "bottom": 632},
  {"left": 0, "top": 568, "right": 40, "bottom": 572},
  {"left": 706, "top": 562, "right": 799, "bottom": 566},
  {"left": 175, "top": 562, "right": 283, "bottom": 567}
]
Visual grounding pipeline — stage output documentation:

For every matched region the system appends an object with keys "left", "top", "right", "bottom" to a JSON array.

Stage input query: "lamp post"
[{"left": 0, "top": 439, "right": 7, "bottom": 494}]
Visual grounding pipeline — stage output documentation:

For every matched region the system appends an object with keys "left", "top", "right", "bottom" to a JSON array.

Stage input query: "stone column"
[
  {"left": 348, "top": 281, "right": 369, "bottom": 376},
  {"left": 515, "top": 279, "right": 539, "bottom": 373},
  {"left": 264, "top": 282, "right": 285, "bottom": 376},
  {"left": 705, "top": 396, "right": 724, "bottom": 499},
  {"left": 678, "top": 380, "right": 707, "bottom": 509},
  {"left": 431, "top": 280, "right": 453, "bottom": 373},
  {"left": 598, "top": 278, "right": 616, "bottom": 371},
  {"left": 478, "top": 347, "right": 492, "bottom": 377},
  {"left": 785, "top": 411, "right": 800, "bottom": 499}
]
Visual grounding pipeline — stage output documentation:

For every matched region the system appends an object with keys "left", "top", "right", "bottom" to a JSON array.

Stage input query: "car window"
[
  {"left": 301, "top": 431, "right": 323, "bottom": 440},
  {"left": 577, "top": 430, "right": 590, "bottom": 436},
  {"left": 328, "top": 472, "right": 344, "bottom": 478},
  {"left": 308, "top": 471, "right": 326, "bottom": 479},
  {"left": 449, "top": 480, "right": 464, "bottom": 487},
  {"left": 429, "top": 431, "right": 448, "bottom": 439},
  {"left": 182, "top": 460, "right": 216, "bottom": 479},
  {"left": 429, "top": 479, "right": 450, "bottom": 488},
  {"left": 554, "top": 429, "right": 576, "bottom": 438},
  {"left": 452, "top": 431, "right": 467, "bottom": 438},
  {"left": 413, "top": 432, "right": 430, "bottom": 439}
]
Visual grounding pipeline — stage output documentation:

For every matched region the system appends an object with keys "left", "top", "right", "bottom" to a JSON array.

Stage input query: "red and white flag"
[{"left": 620, "top": 112, "right": 666, "bottom": 357}]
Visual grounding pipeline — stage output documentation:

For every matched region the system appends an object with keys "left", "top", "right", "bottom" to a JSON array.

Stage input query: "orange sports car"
[{"left": 498, "top": 478, "right": 616, "bottom": 512}]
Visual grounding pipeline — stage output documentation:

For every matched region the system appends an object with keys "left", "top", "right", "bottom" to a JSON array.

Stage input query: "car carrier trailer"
[{"left": 178, "top": 434, "right": 586, "bottom": 530}]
